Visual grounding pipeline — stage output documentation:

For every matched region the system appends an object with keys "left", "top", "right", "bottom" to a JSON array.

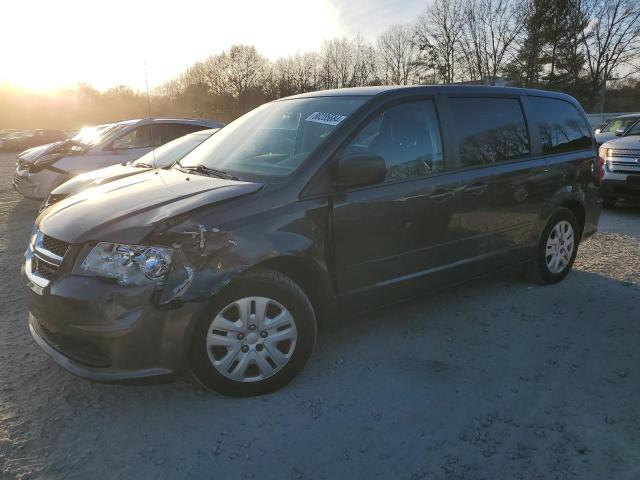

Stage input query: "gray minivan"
[{"left": 23, "top": 86, "right": 601, "bottom": 396}]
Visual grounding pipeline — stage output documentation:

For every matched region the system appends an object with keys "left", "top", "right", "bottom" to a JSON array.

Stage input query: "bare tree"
[
  {"left": 581, "top": 0, "right": 640, "bottom": 111},
  {"left": 415, "top": 0, "right": 465, "bottom": 84},
  {"left": 377, "top": 24, "right": 420, "bottom": 85},
  {"left": 460, "top": 0, "right": 526, "bottom": 85},
  {"left": 320, "top": 38, "right": 357, "bottom": 88}
]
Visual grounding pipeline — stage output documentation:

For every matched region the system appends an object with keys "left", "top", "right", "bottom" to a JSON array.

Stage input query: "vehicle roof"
[
  {"left": 609, "top": 114, "right": 640, "bottom": 120},
  {"left": 113, "top": 117, "right": 223, "bottom": 127},
  {"left": 281, "top": 85, "right": 580, "bottom": 104}
]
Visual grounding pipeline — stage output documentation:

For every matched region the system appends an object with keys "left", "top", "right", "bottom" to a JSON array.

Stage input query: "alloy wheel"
[{"left": 545, "top": 220, "right": 575, "bottom": 274}]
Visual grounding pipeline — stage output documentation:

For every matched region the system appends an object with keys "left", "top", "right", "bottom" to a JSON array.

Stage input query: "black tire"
[
  {"left": 601, "top": 197, "right": 617, "bottom": 208},
  {"left": 530, "top": 208, "right": 580, "bottom": 285},
  {"left": 189, "top": 268, "right": 317, "bottom": 397}
]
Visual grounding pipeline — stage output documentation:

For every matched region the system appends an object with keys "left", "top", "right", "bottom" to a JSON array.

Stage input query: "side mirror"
[
  {"left": 615, "top": 128, "right": 625, "bottom": 136},
  {"left": 335, "top": 152, "right": 386, "bottom": 188},
  {"left": 594, "top": 128, "right": 602, "bottom": 134},
  {"left": 111, "top": 138, "right": 130, "bottom": 150}
]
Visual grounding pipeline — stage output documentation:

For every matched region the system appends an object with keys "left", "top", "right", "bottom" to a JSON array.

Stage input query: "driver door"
[{"left": 331, "top": 99, "right": 468, "bottom": 309}]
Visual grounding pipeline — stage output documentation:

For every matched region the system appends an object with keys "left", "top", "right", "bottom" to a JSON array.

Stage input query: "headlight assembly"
[{"left": 76, "top": 242, "right": 173, "bottom": 286}]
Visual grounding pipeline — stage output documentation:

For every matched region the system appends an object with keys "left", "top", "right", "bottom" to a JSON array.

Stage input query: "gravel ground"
[{"left": 1, "top": 151, "right": 639, "bottom": 480}]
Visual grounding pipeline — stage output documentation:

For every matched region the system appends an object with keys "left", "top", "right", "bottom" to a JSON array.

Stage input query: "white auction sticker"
[{"left": 305, "top": 112, "right": 347, "bottom": 126}]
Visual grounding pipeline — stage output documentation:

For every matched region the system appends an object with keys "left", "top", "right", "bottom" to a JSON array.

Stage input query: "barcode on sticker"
[{"left": 305, "top": 112, "right": 347, "bottom": 126}]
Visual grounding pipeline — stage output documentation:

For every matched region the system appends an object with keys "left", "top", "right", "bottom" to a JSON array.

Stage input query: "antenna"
[{"left": 144, "top": 60, "right": 157, "bottom": 168}]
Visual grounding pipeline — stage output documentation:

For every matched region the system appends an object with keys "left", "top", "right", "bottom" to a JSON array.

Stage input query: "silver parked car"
[
  {"left": 594, "top": 114, "right": 640, "bottom": 146},
  {"left": 41, "top": 128, "right": 220, "bottom": 210},
  {"left": 13, "top": 118, "right": 223, "bottom": 199}
]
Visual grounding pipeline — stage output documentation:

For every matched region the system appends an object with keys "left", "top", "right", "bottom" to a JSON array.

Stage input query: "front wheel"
[
  {"left": 189, "top": 268, "right": 317, "bottom": 397},
  {"left": 530, "top": 208, "right": 580, "bottom": 285},
  {"left": 601, "top": 197, "right": 617, "bottom": 208}
]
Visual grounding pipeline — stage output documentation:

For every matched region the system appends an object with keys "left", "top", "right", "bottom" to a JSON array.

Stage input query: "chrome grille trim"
[{"left": 33, "top": 231, "right": 68, "bottom": 263}]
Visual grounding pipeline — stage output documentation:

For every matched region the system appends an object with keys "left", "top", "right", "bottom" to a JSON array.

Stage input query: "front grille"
[
  {"left": 13, "top": 173, "right": 24, "bottom": 185},
  {"left": 609, "top": 149, "right": 640, "bottom": 157},
  {"left": 41, "top": 234, "right": 69, "bottom": 258},
  {"left": 32, "top": 255, "right": 59, "bottom": 280},
  {"left": 608, "top": 149, "right": 640, "bottom": 174}
]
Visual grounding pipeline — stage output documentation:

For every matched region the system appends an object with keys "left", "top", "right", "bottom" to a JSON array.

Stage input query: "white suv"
[{"left": 13, "top": 118, "right": 222, "bottom": 199}]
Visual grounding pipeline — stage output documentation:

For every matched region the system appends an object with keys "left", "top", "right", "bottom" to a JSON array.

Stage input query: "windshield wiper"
[
  {"left": 177, "top": 164, "right": 239, "bottom": 181},
  {"left": 132, "top": 162, "right": 154, "bottom": 168}
]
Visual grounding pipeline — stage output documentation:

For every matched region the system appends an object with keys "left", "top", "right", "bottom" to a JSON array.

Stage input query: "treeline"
[{"left": 1, "top": 0, "right": 639, "bottom": 130}]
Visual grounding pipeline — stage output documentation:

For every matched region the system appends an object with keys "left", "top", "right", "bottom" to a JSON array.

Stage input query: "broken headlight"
[{"left": 76, "top": 243, "right": 173, "bottom": 286}]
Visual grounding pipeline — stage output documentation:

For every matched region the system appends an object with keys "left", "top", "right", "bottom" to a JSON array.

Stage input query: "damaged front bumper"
[{"left": 23, "top": 243, "right": 207, "bottom": 383}]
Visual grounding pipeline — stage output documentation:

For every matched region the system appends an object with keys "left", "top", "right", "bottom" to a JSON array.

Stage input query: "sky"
[{"left": 0, "top": 0, "right": 425, "bottom": 92}]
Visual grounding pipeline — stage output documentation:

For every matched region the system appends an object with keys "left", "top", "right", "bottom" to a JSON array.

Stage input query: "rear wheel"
[
  {"left": 189, "top": 268, "right": 317, "bottom": 397},
  {"left": 601, "top": 197, "right": 617, "bottom": 208},
  {"left": 530, "top": 208, "right": 580, "bottom": 284}
]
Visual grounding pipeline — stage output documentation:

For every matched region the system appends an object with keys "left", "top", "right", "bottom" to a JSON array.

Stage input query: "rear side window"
[
  {"left": 345, "top": 100, "right": 444, "bottom": 182},
  {"left": 527, "top": 97, "right": 592, "bottom": 153},
  {"left": 158, "top": 123, "right": 206, "bottom": 143},
  {"left": 450, "top": 97, "right": 530, "bottom": 167}
]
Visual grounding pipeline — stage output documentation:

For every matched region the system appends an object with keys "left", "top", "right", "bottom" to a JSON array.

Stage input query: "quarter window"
[
  {"left": 527, "top": 97, "right": 592, "bottom": 153},
  {"left": 450, "top": 97, "right": 530, "bottom": 166},
  {"left": 344, "top": 100, "right": 444, "bottom": 182}
]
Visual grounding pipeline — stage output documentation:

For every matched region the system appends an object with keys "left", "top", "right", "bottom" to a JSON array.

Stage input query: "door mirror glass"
[
  {"left": 594, "top": 128, "right": 602, "bottom": 134},
  {"left": 336, "top": 152, "right": 386, "bottom": 188}
]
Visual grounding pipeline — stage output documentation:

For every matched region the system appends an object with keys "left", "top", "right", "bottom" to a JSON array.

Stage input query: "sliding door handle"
[
  {"left": 462, "top": 182, "right": 488, "bottom": 194},
  {"left": 429, "top": 190, "right": 454, "bottom": 201}
]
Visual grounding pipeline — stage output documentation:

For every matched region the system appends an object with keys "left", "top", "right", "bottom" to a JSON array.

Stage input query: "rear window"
[
  {"left": 527, "top": 97, "right": 592, "bottom": 154},
  {"left": 450, "top": 97, "right": 530, "bottom": 167}
]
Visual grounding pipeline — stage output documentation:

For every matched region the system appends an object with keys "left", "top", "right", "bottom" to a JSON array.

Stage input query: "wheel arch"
[{"left": 250, "top": 255, "right": 338, "bottom": 326}]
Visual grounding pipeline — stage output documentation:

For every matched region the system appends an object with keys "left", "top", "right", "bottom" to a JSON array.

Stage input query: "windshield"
[
  {"left": 178, "top": 96, "right": 366, "bottom": 179},
  {"left": 132, "top": 131, "right": 215, "bottom": 168},
  {"left": 602, "top": 118, "right": 638, "bottom": 134},
  {"left": 72, "top": 124, "right": 127, "bottom": 146}
]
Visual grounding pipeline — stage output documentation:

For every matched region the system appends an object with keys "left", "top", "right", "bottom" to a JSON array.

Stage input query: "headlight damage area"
[{"left": 78, "top": 243, "right": 173, "bottom": 285}]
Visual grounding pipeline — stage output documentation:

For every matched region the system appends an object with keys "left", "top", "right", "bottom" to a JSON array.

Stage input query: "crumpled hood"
[
  {"left": 18, "top": 141, "right": 66, "bottom": 163},
  {"left": 601, "top": 135, "right": 640, "bottom": 150},
  {"left": 52, "top": 163, "right": 144, "bottom": 196},
  {"left": 37, "top": 168, "right": 263, "bottom": 245}
]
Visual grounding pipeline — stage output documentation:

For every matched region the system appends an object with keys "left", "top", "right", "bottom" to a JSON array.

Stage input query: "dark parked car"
[
  {"left": 23, "top": 86, "right": 601, "bottom": 396},
  {"left": 2, "top": 129, "right": 67, "bottom": 152}
]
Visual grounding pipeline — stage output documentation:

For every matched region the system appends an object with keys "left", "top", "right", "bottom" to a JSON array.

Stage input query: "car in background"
[
  {"left": 41, "top": 128, "right": 220, "bottom": 210},
  {"left": 0, "top": 129, "right": 26, "bottom": 151},
  {"left": 598, "top": 135, "right": 640, "bottom": 207},
  {"left": 13, "top": 117, "right": 223, "bottom": 199},
  {"left": 2, "top": 129, "right": 68, "bottom": 152},
  {"left": 594, "top": 114, "right": 640, "bottom": 145}
]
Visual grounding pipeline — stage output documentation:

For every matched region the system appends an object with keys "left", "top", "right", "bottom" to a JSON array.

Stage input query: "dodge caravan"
[{"left": 23, "top": 86, "right": 601, "bottom": 396}]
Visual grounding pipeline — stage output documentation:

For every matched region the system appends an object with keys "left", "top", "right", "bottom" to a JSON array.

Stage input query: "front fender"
[{"left": 152, "top": 197, "right": 333, "bottom": 307}]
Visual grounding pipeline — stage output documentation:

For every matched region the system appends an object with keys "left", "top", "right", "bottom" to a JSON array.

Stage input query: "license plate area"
[{"left": 627, "top": 175, "right": 640, "bottom": 186}]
